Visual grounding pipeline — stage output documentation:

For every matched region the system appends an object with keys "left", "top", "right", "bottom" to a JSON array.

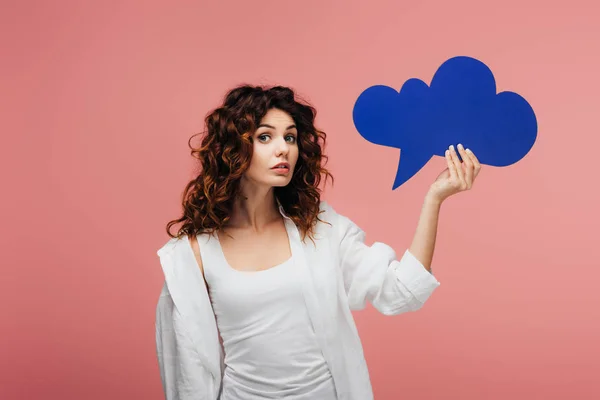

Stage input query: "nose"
[{"left": 275, "top": 138, "right": 289, "bottom": 157}]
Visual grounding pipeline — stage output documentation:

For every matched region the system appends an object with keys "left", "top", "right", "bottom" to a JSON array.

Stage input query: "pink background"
[{"left": 2, "top": 0, "right": 599, "bottom": 399}]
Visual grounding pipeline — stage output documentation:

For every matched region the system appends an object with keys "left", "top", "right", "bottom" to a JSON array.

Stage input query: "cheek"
[
  {"left": 249, "top": 146, "right": 269, "bottom": 170},
  {"left": 291, "top": 146, "right": 300, "bottom": 165}
]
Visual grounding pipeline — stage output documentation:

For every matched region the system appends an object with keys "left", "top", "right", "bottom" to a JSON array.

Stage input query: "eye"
[
  {"left": 285, "top": 134, "right": 297, "bottom": 144},
  {"left": 257, "top": 134, "right": 270, "bottom": 142}
]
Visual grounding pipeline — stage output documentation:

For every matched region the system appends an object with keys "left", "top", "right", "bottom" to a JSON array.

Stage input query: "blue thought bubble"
[{"left": 352, "top": 56, "right": 538, "bottom": 189}]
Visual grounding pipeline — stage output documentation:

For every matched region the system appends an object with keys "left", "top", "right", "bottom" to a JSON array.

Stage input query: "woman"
[{"left": 155, "top": 85, "right": 481, "bottom": 400}]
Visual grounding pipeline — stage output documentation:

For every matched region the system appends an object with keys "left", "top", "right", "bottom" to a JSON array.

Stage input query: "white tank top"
[{"left": 198, "top": 233, "right": 337, "bottom": 400}]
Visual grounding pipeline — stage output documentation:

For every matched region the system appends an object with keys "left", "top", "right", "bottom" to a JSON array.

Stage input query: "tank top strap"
[{"left": 195, "top": 231, "right": 224, "bottom": 284}]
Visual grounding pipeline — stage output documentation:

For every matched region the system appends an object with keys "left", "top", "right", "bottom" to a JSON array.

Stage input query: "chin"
[{"left": 272, "top": 179, "right": 292, "bottom": 188}]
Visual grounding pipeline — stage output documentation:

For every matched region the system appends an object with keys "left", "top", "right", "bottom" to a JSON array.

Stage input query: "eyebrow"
[{"left": 257, "top": 124, "right": 297, "bottom": 130}]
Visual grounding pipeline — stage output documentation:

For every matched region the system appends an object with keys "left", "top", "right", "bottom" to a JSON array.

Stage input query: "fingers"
[
  {"left": 465, "top": 148, "right": 481, "bottom": 177},
  {"left": 457, "top": 144, "right": 473, "bottom": 188},
  {"left": 449, "top": 145, "right": 465, "bottom": 186},
  {"left": 445, "top": 148, "right": 457, "bottom": 180}
]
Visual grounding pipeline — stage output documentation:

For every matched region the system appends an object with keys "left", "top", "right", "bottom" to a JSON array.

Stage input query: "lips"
[{"left": 272, "top": 162, "right": 290, "bottom": 170}]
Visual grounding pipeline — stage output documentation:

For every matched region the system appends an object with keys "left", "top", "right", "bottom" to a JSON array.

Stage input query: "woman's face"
[{"left": 244, "top": 108, "right": 299, "bottom": 189}]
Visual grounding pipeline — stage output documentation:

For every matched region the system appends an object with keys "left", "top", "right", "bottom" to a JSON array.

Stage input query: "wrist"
[{"left": 424, "top": 190, "right": 444, "bottom": 208}]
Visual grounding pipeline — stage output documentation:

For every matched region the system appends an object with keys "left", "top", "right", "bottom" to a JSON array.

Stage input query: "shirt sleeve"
[
  {"left": 155, "top": 281, "right": 216, "bottom": 400},
  {"left": 325, "top": 202, "right": 441, "bottom": 316}
]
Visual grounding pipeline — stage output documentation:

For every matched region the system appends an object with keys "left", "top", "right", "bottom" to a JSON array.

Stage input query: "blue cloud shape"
[{"left": 352, "top": 56, "right": 538, "bottom": 189}]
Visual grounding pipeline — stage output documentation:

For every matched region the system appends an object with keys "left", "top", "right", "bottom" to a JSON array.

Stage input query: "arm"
[
  {"left": 155, "top": 237, "right": 217, "bottom": 400},
  {"left": 408, "top": 192, "right": 442, "bottom": 273},
  {"left": 331, "top": 145, "right": 481, "bottom": 316},
  {"left": 326, "top": 202, "right": 441, "bottom": 316},
  {"left": 155, "top": 282, "right": 216, "bottom": 400},
  {"left": 409, "top": 143, "right": 482, "bottom": 271},
  {"left": 410, "top": 144, "right": 481, "bottom": 272}
]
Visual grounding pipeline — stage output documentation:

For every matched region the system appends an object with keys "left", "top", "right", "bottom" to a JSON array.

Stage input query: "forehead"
[{"left": 259, "top": 108, "right": 295, "bottom": 127}]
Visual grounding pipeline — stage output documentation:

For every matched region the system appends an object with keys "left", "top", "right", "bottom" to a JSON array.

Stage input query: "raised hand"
[{"left": 428, "top": 144, "right": 482, "bottom": 203}]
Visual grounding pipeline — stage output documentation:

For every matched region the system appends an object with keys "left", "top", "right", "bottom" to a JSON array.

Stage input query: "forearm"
[{"left": 408, "top": 191, "right": 443, "bottom": 273}]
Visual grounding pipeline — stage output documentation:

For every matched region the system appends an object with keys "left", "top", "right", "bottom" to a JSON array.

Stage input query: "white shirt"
[
  {"left": 200, "top": 231, "right": 336, "bottom": 399},
  {"left": 155, "top": 201, "right": 441, "bottom": 400}
]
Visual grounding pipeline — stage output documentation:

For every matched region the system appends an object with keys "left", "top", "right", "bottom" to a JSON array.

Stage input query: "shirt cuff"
[{"left": 394, "top": 249, "right": 441, "bottom": 304}]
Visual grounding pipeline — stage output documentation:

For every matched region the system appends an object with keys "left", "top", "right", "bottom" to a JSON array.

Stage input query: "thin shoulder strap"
[{"left": 195, "top": 232, "right": 222, "bottom": 283}]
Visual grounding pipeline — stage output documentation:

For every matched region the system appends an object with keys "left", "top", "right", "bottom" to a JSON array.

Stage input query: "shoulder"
[
  {"left": 316, "top": 200, "right": 357, "bottom": 237},
  {"left": 318, "top": 200, "right": 336, "bottom": 218},
  {"left": 156, "top": 234, "right": 206, "bottom": 278},
  {"left": 318, "top": 200, "right": 354, "bottom": 226},
  {"left": 317, "top": 200, "right": 364, "bottom": 240},
  {"left": 156, "top": 236, "right": 185, "bottom": 258},
  {"left": 316, "top": 200, "right": 336, "bottom": 226},
  {"left": 156, "top": 234, "right": 202, "bottom": 264}
]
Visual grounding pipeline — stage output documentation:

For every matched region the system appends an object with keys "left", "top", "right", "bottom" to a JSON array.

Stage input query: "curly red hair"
[{"left": 166, "top": 84, "right": 334, "bottom": 242}]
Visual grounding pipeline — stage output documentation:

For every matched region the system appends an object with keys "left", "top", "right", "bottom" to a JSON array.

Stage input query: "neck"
[{"left": 228, "top": 180, "right": 281, "bottom": 233}]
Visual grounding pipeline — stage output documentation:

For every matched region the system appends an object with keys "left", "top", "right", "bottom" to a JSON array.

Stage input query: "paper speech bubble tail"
[{"left": 392, "top": 149, "right": 432, "bottom": 190}]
